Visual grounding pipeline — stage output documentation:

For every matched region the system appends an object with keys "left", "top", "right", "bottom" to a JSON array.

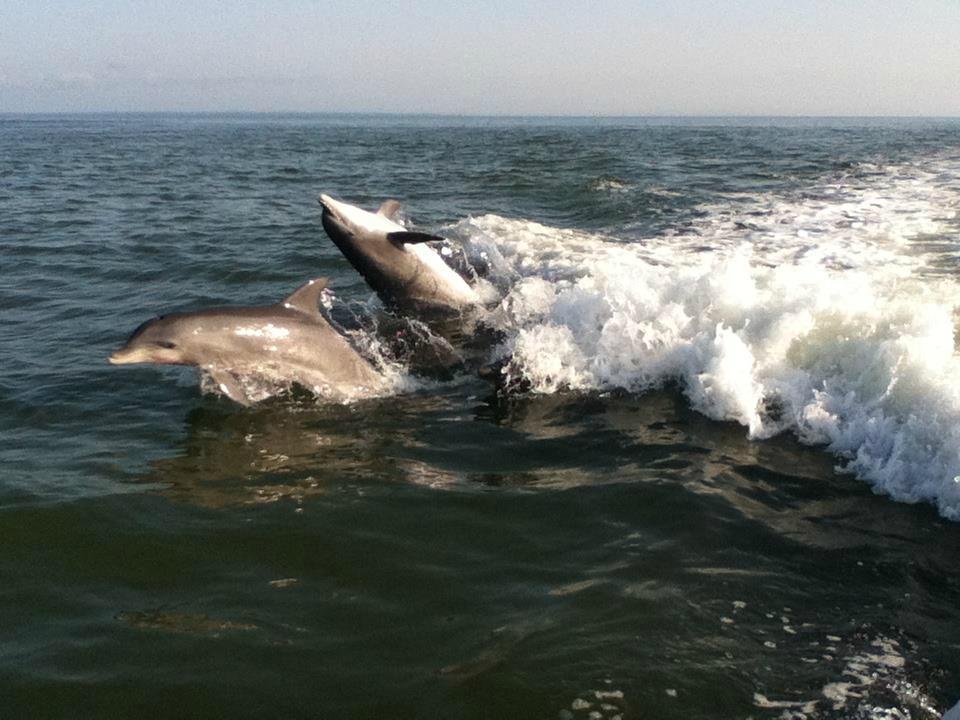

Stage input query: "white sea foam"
[{"left": 454, "top": 154, "right": 960, "bottom": 520}]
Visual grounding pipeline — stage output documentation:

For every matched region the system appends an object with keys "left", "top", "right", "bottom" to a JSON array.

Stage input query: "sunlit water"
[{"left": 1, "top": 114, "right": 959, "bottom": 719}]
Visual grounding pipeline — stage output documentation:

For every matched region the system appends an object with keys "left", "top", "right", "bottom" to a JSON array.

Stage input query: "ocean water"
[{"left": 2, "top": 114, "right": 959, "bottom": 719}]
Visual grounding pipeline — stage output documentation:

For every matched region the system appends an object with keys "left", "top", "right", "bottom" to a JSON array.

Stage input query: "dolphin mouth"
[
  {"left": 108, "top": 350, "right": 136, "bottom": 365},
  {"left": 318, "top": 194, "right": 342, "bottom": 221},
  {"left": 109, "top": 346, "right": 158, "bottom": 365},
  {"left": 319, "top": 194, "right": 356, "bottom": 243}
]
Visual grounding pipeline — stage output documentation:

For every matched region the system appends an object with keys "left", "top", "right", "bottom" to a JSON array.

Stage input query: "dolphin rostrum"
[
  {"left": 109, "top": 278, "right": 388, "bottom": 405},
  {"left": 319, "top": 194, "right": 480, "bottom": 315}
]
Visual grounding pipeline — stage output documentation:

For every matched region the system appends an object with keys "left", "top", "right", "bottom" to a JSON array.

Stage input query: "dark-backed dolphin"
[
  {"left": 109, "top": 278, "right": 388, "bottom": 405},
  {"left": 319, "top": 194, "right": 480, "bottom": 315}
]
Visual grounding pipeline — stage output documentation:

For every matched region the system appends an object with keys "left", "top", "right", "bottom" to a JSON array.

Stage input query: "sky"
[{"left": 1, "top": 0, "right": 958, "bottom": 116}]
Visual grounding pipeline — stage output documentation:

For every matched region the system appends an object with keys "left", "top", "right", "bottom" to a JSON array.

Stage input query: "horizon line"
[{"left": 2, "top": 111, "right": 960, "bottom": 120}]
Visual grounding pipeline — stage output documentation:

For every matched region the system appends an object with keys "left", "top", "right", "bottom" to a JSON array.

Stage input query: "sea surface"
[{"left": 2, "top": 114, "right": 960, "bottom": 719}]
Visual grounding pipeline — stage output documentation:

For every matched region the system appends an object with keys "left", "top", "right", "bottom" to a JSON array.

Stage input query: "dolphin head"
[
  {"left": 319, "top": 193, "right": 412, "bottom": 301},
  {"left": 319, "top": 194, "right": 401, "bottom": 241},
  {"left": 109, "top": 315, "right": 192, "bottom": 366},
  {"left": 318, "top": 193, "right": 352, "bottom": 238},
  {"left": 318, "top": 193, "right": 405, "bottom": 272},
  {"left": 318, "top": 195, "right": 358, "bottom": 257},
  {"left": 318, "top": 194, "right": 478, "bottom": 314}
]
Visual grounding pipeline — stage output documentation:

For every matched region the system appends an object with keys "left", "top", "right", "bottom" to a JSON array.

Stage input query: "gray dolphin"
[
  {"left": 109, "top": 277, "right": 388, "bottom": 405},
  {"left": 319, "top": 194, "right": 480, "bottom": 315}
]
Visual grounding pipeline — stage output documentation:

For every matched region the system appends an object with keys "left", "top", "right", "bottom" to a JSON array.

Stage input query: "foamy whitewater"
[{"left": 452, "top": 153, "right": 960, "bottom": 521}]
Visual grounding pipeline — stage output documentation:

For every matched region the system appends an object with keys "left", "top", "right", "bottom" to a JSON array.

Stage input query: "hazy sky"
[{"left": 2, "top": 0, "right": 958, "bottom": 115}]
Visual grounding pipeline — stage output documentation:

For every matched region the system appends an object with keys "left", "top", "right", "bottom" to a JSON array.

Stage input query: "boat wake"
[{"left": 449, "top": 153, "right": 960, "bottom": 520}]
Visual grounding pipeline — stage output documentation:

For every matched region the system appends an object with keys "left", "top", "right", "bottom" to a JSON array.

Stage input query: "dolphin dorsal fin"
[
  {"left": 280, "top": 277, "right": 329, "bottom": 315},
  {"left": 387, "top": 231, "right": 446, "bottom": 246},
  {"left": 377, "top": 199, "right": 402, "bottom": 220}
]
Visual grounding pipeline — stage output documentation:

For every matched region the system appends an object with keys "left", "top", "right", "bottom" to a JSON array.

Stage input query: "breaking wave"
[{"left": 452, "top": 154, "right": 960, "bottom": 520}]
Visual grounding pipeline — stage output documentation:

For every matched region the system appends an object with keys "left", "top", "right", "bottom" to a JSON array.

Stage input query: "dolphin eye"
[{"left": 155, "top": 341, "right": 178, "bottom": 350}]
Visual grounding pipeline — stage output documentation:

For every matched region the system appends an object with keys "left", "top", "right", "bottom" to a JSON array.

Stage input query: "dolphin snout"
[
  {"left": 108, "top": 345, "right": 152, "bottom": 365},
  {"left": 108, "top": 349, "right": 133, "bottom": 365},
  {"left": 318, "top": 193, "right": 347, "bottom": 222}
]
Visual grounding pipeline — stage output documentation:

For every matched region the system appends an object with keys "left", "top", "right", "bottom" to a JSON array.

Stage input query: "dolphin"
[
  {"left": 318, "top": 194, "right": 480, "bottom": 315},
  {"left": 109, "top": 277, "right": 388, "bottom": 405}
]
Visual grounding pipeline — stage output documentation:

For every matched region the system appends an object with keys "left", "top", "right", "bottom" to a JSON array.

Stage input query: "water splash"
[{"left": 453, "top": 154, "right": 960, "bottom": 520}]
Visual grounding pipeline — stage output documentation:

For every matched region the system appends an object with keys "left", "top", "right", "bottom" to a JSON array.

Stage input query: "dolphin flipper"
[{"left": 206, "top": 368, "right": 255, "bottom": 406}]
